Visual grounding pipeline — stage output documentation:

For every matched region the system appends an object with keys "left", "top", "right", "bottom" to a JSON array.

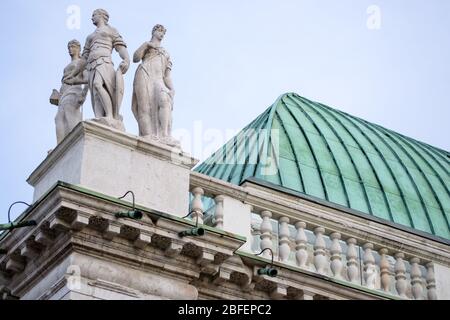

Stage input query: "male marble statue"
[
  {"left": 67, "top": 8, "right": 130, "bottom": 131},
  {"left": 132, "top": 24, "right": 179, "bottom": 146},
  {"left": 50, "top": 39, "right": 88, "bottom": 144}
]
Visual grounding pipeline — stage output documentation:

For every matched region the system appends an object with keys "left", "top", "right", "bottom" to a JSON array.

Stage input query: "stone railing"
[
  {"left": 249, "top": 211, "right": 435, "bottom": 300},
  {"left": 188, "top": 172, "right": 448, "bottom": 300}
]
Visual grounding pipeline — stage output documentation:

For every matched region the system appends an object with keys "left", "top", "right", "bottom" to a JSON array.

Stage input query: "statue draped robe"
[{"left": 132, "top": 46, "right": 173, "bottom": 138}]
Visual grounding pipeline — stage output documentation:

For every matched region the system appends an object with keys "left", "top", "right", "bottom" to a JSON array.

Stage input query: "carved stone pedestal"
[
  {"left": 27, "top": 120, "right": 198, "bottom": 217},
  {"left": 91, "top": 117, "right": 126, "bottom": 132}
]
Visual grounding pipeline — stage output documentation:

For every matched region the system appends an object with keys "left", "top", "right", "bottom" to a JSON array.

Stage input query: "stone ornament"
[
  {"left": 346, "top": 238, "right": 359, "bottom": 283},
  {"left": 410, "top": 257, "right": 423, "bottom": 299},
  {"left": 259, "top": 210, "right": 273, "bottom": 259},
  {"left": 278, "top": 217, "right": 290, "bottom": 262},
  {"left": 67, "top": 9, "right": 130, "bottom": 131},
  {"left": 132, "top": 24, "right": 180, "bottom": 147},
  {"left": 50, "top": 40, "right": 88, "bottom": 144},
  {"left": 50, "top": 12, "right": 183, "bottom": 148},
  {"left": 394, "top": 252, "right": 407, "bottom": 298},
  {"left": 329, "top": 232, "right": 343, "bottom": 279},
  {"left": 294, "top": 222, "right": 308, "bottom": 269},
  {"left": 313, "top": 227, "right": 327, "bottom": 275},
  {"left": 379, "top": 248, "right": 391, "bottom": 292},
  {"left": 363, "top": 243, "right": 377, "bottom": 289}
]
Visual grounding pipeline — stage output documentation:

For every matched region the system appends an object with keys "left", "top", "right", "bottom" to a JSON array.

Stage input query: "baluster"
[
  {"left": 295, "top": 221, "right": 308, "bottom": 269},
  {"left": 426, "top": 262, "right": 437, "bottom": 300},
  {"left": 346, "top": 238, "right": 359, "bottom": 283},
  {"left": 191, "top": 187, "right": 204, "bottom": 224},
  {"left": 410, "top": 258, "right": 423, "bottom": 300},
  {"left": 213, "top": 195, "right": 224, "bottom": 229},
  {"left": 278, "top": 217, "right": 290, "bottom": 262},
  {"left": 363, "top": 243, "right": 376, "bottom": 289},
  {"left": 329, "top": 232, "right": 343, "bottom": 279},
  {"left": 313, "top": 227, "right": 327, "bottom": 275},
  {"left": 379, "top": 248, "right": 391, "bottom": 292},
  {"left": 260, "top": 210, "right": 273, "bottom": 258},
  {"left": 394, "top": 253, "right": 407, "bottom": 298}
]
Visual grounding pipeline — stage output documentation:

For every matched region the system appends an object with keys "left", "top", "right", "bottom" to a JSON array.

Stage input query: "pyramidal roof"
[{"left": 195, "top": 93, "right": 450, "bottom": 240}]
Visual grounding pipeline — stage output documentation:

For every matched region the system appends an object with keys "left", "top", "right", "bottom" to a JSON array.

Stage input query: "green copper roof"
[{"left": 195, "top": 93, "right": 450, "bottom": 239}]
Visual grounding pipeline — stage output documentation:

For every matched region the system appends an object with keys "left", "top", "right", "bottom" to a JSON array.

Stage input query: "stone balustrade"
[
  {"left": 188, "top": 172, "right": 446, "bottom": 300},
  {"left": 249, "top": 212, "right": 436, "bottom": 299}
]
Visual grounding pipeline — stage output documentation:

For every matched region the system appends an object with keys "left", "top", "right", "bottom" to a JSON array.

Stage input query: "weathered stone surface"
[
  {"left": 27, "top": 120, "right": 198, "bottom": 217},
  {"left": 66, "top": 9, "right": 130, "bottom": 130},
  {"left": 51, "top": 39, "right": 88, "bottom": 145},
  {"left": 221, "top": 196, "right": 253, "bottom": 252},
  {"left": 434, "top": 263, "right": 450, "bottom": 300},
  {"left": 132, "top": 24, "right": 178, "bottom": 147}
]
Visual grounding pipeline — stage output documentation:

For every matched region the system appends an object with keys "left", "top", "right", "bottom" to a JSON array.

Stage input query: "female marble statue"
[
  {"left": 132, "top": 24, "right": 178, "bottom": 146},
  {"left": 50, "top": 39, "right": 88, "bottom": 144}
]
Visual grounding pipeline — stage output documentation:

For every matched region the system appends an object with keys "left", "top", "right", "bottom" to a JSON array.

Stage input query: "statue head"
[
  {"left": 152, "top": 24, "right": 166, "bottom": 41},
  {"left": 92, "top": 8, "right": 109, "bottom": 26},
  {"left": 67, "top": 39, "right": 81, "bottom": 58}
]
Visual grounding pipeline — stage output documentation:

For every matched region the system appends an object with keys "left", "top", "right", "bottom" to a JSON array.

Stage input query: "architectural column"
[
  {"left": 394, "top": 252, "right": 407, "bottom": 298},
  {"left": 213, "top": 195, "right": 224, "bottom": 229},
  {"left": 410, "top": 257, "right": 423, "bottom": 300},
  {"left": 191, "top": 187, "right": 204, "bottom": 224},
  {"left": 313, "top": 227, "right": 327, "bottom": 275},
  {"left": 426, "top": 262, "right": 437, "bottom": 300},
  {"left": 379, "top": 248, "right": 391, "bottom": 293},
  {"left": 363, "top": 243, "right": 376, "bottom": 289},
  {"left": 294, "top": 221, "right": 308, "bottom": 269},
  {"left": 278, "top": 217, "right": 290, "bottom": 262},
  {"left": 346, "top": 238, "right": 359, "bottom": 283},
  {"left": 260, "top": 210, "right": 273, "bottom": 259},
  {"left": 329, "top": 232, "right": 343, "bottom": 279}
]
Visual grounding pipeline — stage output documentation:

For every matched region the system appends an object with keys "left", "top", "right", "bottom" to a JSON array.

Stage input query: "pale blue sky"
[{"left": 0, "top": 0, "right": 449, "bottom": 222}]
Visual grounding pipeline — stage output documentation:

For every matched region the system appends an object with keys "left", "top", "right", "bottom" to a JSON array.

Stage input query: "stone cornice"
[
  {"left": 0, "top": 182, "right": 393, "bottom": 300},
  {"left": 0, "top": 183, "right": 246, "bottom": 298}
]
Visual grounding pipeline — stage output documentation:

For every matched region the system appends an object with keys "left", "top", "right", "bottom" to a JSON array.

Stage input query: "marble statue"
[
  {"left": 132, "top": 24, "right": 179, "bottom": 146},
  {"left": 67, "top": 9, "right": 130, "bottom": 131},
  {"left": 50, "top": 39, "right": 88, "bottom": 144}
]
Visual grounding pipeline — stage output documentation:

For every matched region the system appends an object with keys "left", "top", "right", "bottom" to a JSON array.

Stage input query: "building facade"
[{"left": 0, "top": 93, "right": 449, "bottom": 300}]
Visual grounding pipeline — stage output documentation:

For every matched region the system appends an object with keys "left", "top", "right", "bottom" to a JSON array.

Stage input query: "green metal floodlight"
[
  {"left": 0, "top": 201, "right": 36, "bottom": 232},
  {"left": 115, "top": 210, "right": 143, "bottom": 220},
  {"left": 255, "top": 248, "right": 278, "bottom": 277},
  {"left": 115, "top": 191, "right": 143, "bottom": 220},
  {"left": 257, "top": 266, "right": 278, "bottom": 277},
  {"left": 178, "top": 210, "right": 206, "bottom": 238},
  {"left": 178, "top": 227, "right": 205, "bottom": 238},
  {"left": 0, "top": 220, "right": 37, "bottom": 231}
]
